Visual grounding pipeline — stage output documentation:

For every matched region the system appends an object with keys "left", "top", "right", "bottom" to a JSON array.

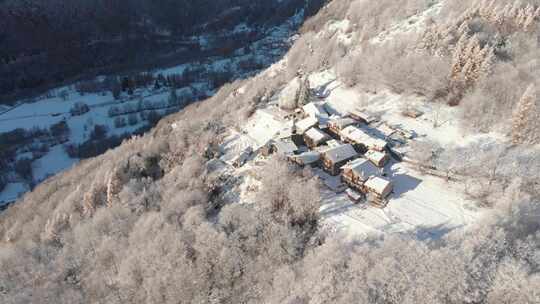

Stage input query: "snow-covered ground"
[
  {"left": 319, "top": 161, "right": 480, "bottom": 240},
  {"left": 0, "top": 183, "right": 27, "bottom": 205},
  {"left": 32, "top": 145, "right": 77, "bottom": 182}
]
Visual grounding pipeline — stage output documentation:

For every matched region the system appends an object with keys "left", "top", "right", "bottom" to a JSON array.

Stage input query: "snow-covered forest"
[{"left": 0, "top": 0, "right": 539, "bottom": 303}]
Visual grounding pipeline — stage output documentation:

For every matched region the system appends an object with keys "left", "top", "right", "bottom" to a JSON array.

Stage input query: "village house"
[
  {"left": 365, "top": 149, "right": 389, "bottom": 167},
  {"left": 328, "top": 117, "right": 356, "bottom": 136},
  {"left": 302, "top": 102, "right": 328, "bottom": 118},
  {"left": 304, "top": 127, "right": 331, "bottom": 148},
  {"left": 276, "top": 125, "right": 305, "bottom": 147},
  {"left": 364, "top": 176, "right": 393, "bottom": 207},
  {"left": 296, "top": 116, "right": 319, "bottom": 134},
  {"left": 325, "top": 139, "right": 341, "bottom": 148},
  {"left": 340, "top": 125, "right": 388, "bottom": 152},
  {"left": 321, "top": 143, "right": 358, "bottom": 175},
  {"left": 376, "top": 123, "right": 396, "bottom": 138},
  {"left": 348, "top": 109, "right": 377, "bottom": 124},
  {"left": 289, "top": 151, "right": 321, "bottom": 167},
  {"left": 341, "top": 158, "right": 380, "bottom": 191},
  {"left": 272, "top": 140, "right": 298, "bottom": 156}
]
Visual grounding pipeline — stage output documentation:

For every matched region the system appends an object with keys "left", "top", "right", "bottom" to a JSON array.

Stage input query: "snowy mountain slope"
[{"left": 0, "top": 1, "right": 539, "bottom": 302}]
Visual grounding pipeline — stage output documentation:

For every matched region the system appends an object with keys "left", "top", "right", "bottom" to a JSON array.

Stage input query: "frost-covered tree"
[{"left": 512, "top": 84, "right": 538, "bottom": 144}]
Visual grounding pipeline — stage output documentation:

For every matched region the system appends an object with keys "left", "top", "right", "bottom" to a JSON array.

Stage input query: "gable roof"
[
  {"left": 340, "top": 125, "right": 388, "bottom": 151},
  {"left": 323, "top": 144, "right": 358, "bottom": 163},
  {"left": 305, "top": 127, "right": 330, "bottom": 143},
  {"left": 296, "top": 116, "right": 319, "bottom": 134},
  {"left": 303, "top": 102, "right": 328, "bottom": 118},
  {"left": 272, "top": 140, "right": 298, "bottom": 155},
  {"left": 329, "top": 117, "right": 356, "bottom": 129},
  {"left": 348, "top": 109, "right": 377, "bottom": 124},
  {"left": 365, "top": 150, "right": 387, "bottom": 165},
  {"left": 364, "top": 176, "right": 393, "bottom": 196},
  {"left": 341, "top": 158, "right": 380, "bottom": 182},
  {"left": 290, "top": 151, "right": 321, "bottom": 165}
]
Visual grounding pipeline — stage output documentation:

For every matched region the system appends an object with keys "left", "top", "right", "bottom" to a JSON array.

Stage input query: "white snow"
[
  {"left": 370, "top": 2, "right": 444, "bottom": 45},
  {"left": 320, "top": 161, "right": 481, "bottom": 239},
  {"left": 32, "top": 145, "right": 77, "bottom": 183},
  {"left": 0, "top": 183, "right": 27, "bottom": 205}
]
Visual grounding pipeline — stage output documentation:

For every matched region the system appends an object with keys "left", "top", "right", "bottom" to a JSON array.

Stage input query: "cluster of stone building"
[{"left": 257, "top": 101, "right": 415, "bottom": 207}]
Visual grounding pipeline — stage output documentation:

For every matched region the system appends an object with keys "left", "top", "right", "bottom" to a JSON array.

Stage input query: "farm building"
[
  {"left": 341, "top": 158, "right": 380, "bottom": 190},
  {"left": 321, "top": 144, "right": 358, "bottom": 175},
  {"left": 340, "top": 125, "right": 388, "bottom": 152},
  {"left": 289, "top": 151, "right": 321, "bottom": 167},
  {"left": 272, "top": 140, "right": 298, "bottom": 156},
  {"left": 302, "top": 102, "right": 328, "bottom": 118},
  {"left": 328, "top": 117, "right": 356, "bottom": 135},
  {"left": 304, "top": 127, "right": 331, "bottom": 148},
  {"left": 296, "top": 116, "right": 319, "bottom": 134},
  {"left": 348, "top": 109, "right": 377, "bottom": 124},
  {"left": 365, "top": 150, "right": 389, "bottom": 167},
  {"left": 364, "top": 176, "right": 393, "bottom": 202}
]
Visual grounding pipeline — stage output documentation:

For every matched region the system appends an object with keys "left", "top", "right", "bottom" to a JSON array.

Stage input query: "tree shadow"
[
  {"left": 319, "top": 200, "right": 357, "bottom": 218},
  {"left": 387, "top": 167, "right": 422, "bottom": 198},
  {"left": 412, "top": 223, "right": 462, "bottom": 241}
]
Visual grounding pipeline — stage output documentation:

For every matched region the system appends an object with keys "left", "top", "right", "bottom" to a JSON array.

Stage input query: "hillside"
[{"left": 0, "top": 0, "right": 539, "bottom": 303}]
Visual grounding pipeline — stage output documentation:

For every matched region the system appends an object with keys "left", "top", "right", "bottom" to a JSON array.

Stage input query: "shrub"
[
  {"left": 14, "top": 158, "right": 33, "bottom": 182},
  {"left": 128, "top": 113, "right": 139, "bottom": 126},
  {"left": 70, "top": 102, "right": 90, "bottom": 116},
  {"left": 0, "top": 173, "right": 6, "bottom": 192},
  {"left": 114, "top": 117, "right": 127, "bottom": 129},
  {"left": 90, "top": 125, "right": 108, "bottom": 141},
  {"left": 49, "top": 121, "right": 70, "bottom": 139}
]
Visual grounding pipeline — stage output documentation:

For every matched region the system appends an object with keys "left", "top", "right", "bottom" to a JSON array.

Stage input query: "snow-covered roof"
[
  {"left": 323, "top": 144, "right": 358, "bottom": 163},
  {"left": 365, "top": 150, "right": 387, "bottom": 165},
  {"left": 364, "top": 176, "right": 393, "bottom": 196},
  {"left": 326, "top": 139, "right": 341, "bottom": 148},
  {"left": 376, "top": 123, "right": 396, "bottom": 138},
  {"left": 342, "top": 158, "right": 380, "bottom": 182},
  {"left": 272, "top": 140, "right": 298, "bottom": 155},
  {"left": 348, "top": 109, "right": 377, "bottom": 124},
  {"left": 346, "top": 188, "right": 363, "bottom": 201},
  {"left": 340, "top": 126, "right": 388, "bottom": 151},
  {"left": 303, "top": 102, "right": 328, "bottom": 118},
  {"left": 305, "top": 127, "right": 330, "bottom": 143},
  {"left": 290, "top": 151, "right": 321, "bottom": 165},
  {"left": 329, "top": 117, "right": 356, "bottom": 129},
  {"left": 296, "top": 116, "right": 318, "bottom": 134}
]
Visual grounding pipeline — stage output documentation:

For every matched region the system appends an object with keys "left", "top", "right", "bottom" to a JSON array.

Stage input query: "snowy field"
[{"left": 319, "top": 161, "right": 480, "bottom": 240}]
